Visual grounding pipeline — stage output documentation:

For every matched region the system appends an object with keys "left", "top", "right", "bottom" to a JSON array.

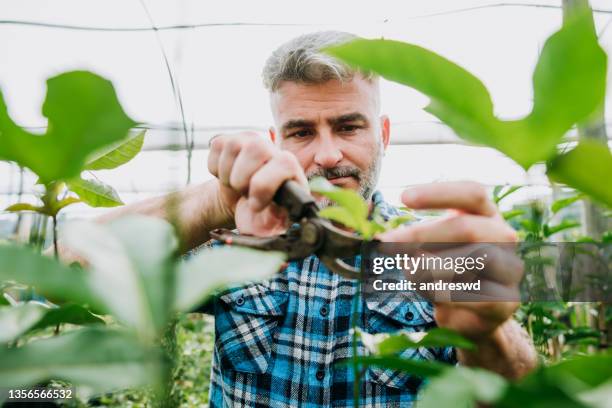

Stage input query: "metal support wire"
[
  {"left": 137, "top": 0, "right": 193, "bottom": 184},
  {"left": 1, "top": 3, "right": 611, "bottom": 33}
]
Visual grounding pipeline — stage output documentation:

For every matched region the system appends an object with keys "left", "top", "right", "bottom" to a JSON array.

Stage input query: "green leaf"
[
  {"left": 52, "top": 196, "right": 81, "bottom": 213},
  {"left": 545, "top": 354, "right": 612, "bottom": 391},
  {"left": 548, "top": 141, "right": 612, "bottom": 208},
  {"left": 551, "top": 194, "right": 585, "bottom": 214},
  {"left": 326, "top": 10, "right": 606, "bottom": 169},
  {"left": 360, "top": 328, "right": 475, "bottom": 356},
  {"left": 0, "top": 71, "right": 136, "bottom": 183},
  {"left": 418, "top": 366, "right": 507, "bottom": 408},
  {"left": 318, "top": 206, "right": 360, "bottom": 231},
  {"left": 0, "top": 303, "right": 47, "bottom": 343},
  {"left": 499, "top": 354, "right": 612, "bottom": 407},
  {"left": 0, "top": 328, "right": 163, "bottom": 396},
  {"left": 62, "top": 216, "right": 178, "bottom": 338},
  {"left": 543, "top": 220, "right": 581, "bottom": 237},
  {"left": 3, "top": 203, "right": 45, "bottom": 213},
  {"left": 0, "top": 302, "right": 104, "bottom": 343},
  {"left": 502, "top": 209, "right": 525, "bottom": 221},
  {"left": 384, "top": 213, "right": 415, "bottom": 229},
  {"left": 350, "top": 355, "right": 448, "bottom": 377},
  {"left": 85, "top": 130, "right": 145, "bottom": 170},
  {"left": 29, "top": 303, "right": 105, "bottom": 332},
  {"left": 326, "top": 39, "right": 494, "bottom": 127},
  {"left": 494, "top": 185, "right": 523, "bottom": 204},
  {"left": 527, "top": 8, "right": 606, "bottom": 144},
  {"left": 309, "top": 177, "right": 368, "bottom": 222},
  {"left": 0, "top": 244, "right": 103, "bottom": 310},
  {"left": 67, "top": 177, "right": 123, "bottom": 208},
  {"left": 175, "top": 247, "right": 286, "bottom": 312}
]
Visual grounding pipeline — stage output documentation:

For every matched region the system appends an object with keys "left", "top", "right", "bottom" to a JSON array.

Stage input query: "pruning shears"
[{"left": 210, "top": 180, "right": 364, "bottom": 279}]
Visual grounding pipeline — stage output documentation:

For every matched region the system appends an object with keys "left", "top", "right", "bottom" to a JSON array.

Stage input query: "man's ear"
[
  {"left": 380, "top": 115, "right": 391, "bottom": 150},
  {"left": 269, "top": 127, "right": 276, "bottom": 143}
]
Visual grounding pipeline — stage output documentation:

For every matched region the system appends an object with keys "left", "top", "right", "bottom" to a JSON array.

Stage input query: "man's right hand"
[{"left": 208, "top": 132, "right": 308, "bottom": 237}]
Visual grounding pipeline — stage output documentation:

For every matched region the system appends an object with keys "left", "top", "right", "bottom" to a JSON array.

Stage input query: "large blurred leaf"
[
  {"left": 0, "top": 245, "right": 102, "bottom": 310},
  {"left": 418, "top": 366, "right": 507, "bottom": 408},
  {"left": 497, "top": 354, "right": 612, "bottom": 408},
  {"left": 175, "top": 247, "right": 286, "bottom": 312},
  {"left": 0, "top": 328, "right": 163, "bottom": 397},
  {"left": 0, "top": 303, "right": 47, "bottom": 343},
  {"left": 67, "top": 177, "right": 123, "bottom": 207},
  {"left": 548, "top": 141, "right": 612, "bottom": 207},
  {"left": 62, "top": 216, "right": 178, "bottom": 338},
  {"left": 326, "top": 9, "right": 606, "bottom": 169},
  {"left": 0, "top": 71, "right": 136, "bottom": 183},
  {"left": 85, "top": 130, "right": 145, "bottom": 170}
]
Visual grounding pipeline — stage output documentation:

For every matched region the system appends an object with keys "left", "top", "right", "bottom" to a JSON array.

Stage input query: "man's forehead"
[{"left": 269, "top": 76, "right": 380, "bottom": 125}]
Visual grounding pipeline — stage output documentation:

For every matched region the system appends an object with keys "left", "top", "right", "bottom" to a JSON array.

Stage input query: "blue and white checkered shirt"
[{"left": 206, "top": 192, "right": 456, "bottom": 407}]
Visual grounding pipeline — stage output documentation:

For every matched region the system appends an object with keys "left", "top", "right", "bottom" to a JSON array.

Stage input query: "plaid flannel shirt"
[{"left": 205, "top": 192, "right": 456, "bottom": 407}]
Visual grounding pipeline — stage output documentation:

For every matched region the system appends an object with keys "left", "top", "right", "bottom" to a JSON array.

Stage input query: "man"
[{"left": 100, "top": 31, "right": 537, "bottom": 406}]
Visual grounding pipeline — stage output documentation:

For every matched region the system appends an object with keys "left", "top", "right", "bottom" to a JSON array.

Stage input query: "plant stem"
[{"left": 52, "top": 214, "right": 58, "bottom": 260}]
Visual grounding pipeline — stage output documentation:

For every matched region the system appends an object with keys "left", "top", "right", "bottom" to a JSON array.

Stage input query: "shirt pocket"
[
  {"left": 214, "top": 284, "right": 289, "bottom": 374},
  {"left": 364, "top": 299, "right": 439, "bottom": 390}
]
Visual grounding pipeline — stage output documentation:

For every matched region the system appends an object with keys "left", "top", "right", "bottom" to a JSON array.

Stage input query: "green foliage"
[
  {"left": 175, "top": 246, "right": 286, "bottom": 312},
  {"left": 359, "top": 327, "right": 475, "bottom": 356},
  {"left": 0, "top": 302, "right": 103, "bottom": 344},
  {"left": 351, "top": 355, "right": 448, "bottom": 377},
  {"left": 326, "top": 8, "right": 611, "bottom": 207},
  {"left": 0, "top": 71, "right": 136, "bottom": 183},
  {"left": 0, "top": 328, "right": 164, "bottom": 396},
  {"left": 551, "top": 193, "right": 585, "bottom": 214},
  {"left": 419, "top": 366, "right": 507, "bottom": 408},
  {"left": 0, "top": 244, "right": 104, "bottom": 309},
  {"left": 309, "top": 177, "right": 413, "bottom": 239},
  {"left": 0, "top": 216, "right": 285, "bottom": 401},
  {"left": 67, "top": 177, "right": 124, "bottom": 208},
  {"left": 85, "top": 130, "right": 145, "bottom": 171},
  {"left": 493, "top": 185, "right": 523, "bottom": 205},
  {"left": 548, "top": 141, "right": 612, "bottom": 207},
  {"left": 0, "top": 303, "right": 47, "bottom": 343},
  {"left": 360, "top": 330, "right": 612, "bottom": 407},
  {"left": 0, "top": 71, "right": 146, "bottom": 233}
]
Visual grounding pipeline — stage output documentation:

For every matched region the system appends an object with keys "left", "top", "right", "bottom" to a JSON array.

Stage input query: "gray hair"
[{"left": 262, "top": 31, "right": 375, "bottom": 91}]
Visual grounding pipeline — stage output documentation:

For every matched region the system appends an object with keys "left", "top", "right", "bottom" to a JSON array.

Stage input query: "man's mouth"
[{"left": 328, "top": 176, "right": 356, "bottom": 186}]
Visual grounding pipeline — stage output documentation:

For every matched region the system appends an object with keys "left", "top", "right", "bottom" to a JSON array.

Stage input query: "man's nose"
[{"left": 313, "top": 133, "right": 343, "bottom": 168}]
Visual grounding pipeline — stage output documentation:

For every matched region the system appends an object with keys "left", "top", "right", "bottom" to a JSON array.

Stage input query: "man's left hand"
[{"left": 377, "top": 181, "right": 522, "bottom": 340}]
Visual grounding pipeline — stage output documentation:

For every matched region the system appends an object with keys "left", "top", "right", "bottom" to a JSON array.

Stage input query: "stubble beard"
[{"left": 305, "top": 141, "right": 383, "bottom": 209}]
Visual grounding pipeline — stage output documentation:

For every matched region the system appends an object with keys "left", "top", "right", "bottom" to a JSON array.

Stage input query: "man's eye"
[
  {"left": 290, "top": 129, "right": 313, "bottom": 138},
  {"left": 338, "top": 125, "right": 359, "bottom": 133}
]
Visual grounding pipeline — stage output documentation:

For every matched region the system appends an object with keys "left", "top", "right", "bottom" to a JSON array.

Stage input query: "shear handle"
[{"left": 273, "top": 180, "right": 319, "bottom": 221}]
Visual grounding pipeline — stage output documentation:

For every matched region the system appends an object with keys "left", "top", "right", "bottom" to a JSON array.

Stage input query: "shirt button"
[
  {"left": 316, "top": 369, "right": 325, "bottom": 381},
  {"left": 405, "top": 311, "right": 414, "bottom": 321},
  {"left": 319, "top": 306, "right": 328, "bottom": 317},
  {"left": 235, "top": 296, "right": 245, "bottom": 306}
]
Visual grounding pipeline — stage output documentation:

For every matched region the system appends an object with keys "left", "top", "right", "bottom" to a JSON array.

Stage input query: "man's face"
[{"left": 269, "top": 76, "right": 390, "bottom": 206}]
